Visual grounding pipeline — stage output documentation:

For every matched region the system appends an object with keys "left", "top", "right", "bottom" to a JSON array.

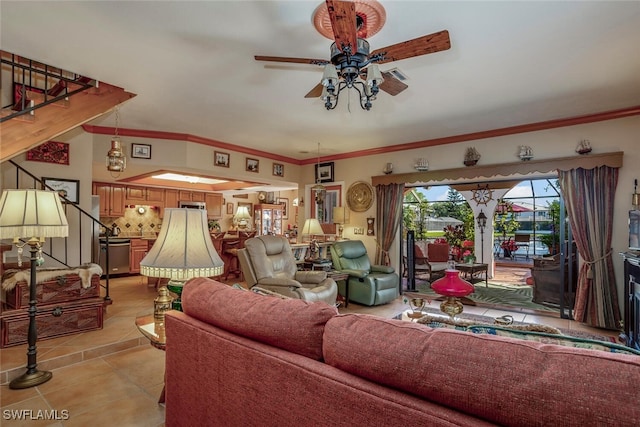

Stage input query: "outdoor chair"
[{"left": 514, "top": 234, "right": 530, "bottom": 259}]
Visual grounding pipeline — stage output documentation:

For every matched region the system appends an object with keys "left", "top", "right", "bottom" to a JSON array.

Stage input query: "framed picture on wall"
[
  {"left": 226, "top": 203, "right": 234, "bottom": 215},
  {"left": 42, "top": 177, "right": 80, "bottom": 204},
  {"left": 131, "top": 143, "right": 152, "bottom": 159},
  {"left": 246, "top": 158, "right": 259, "bottom": 173},
  {"left": 277, "top": 197, "right": 289, "bottom": 220},
  {"left": 215, "top": 151, "right": 230, "bottom": 167},
  {"left": 272, "top": 163, "right": 284, "bottom": 177},
  {"left": 315, "top": 162, "right": 334, "bottom": 183}
]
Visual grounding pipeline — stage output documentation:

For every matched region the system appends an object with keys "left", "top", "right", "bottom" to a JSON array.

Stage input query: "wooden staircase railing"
[{"left": 1, "top": 50, "right": 136, "bottom": 163}]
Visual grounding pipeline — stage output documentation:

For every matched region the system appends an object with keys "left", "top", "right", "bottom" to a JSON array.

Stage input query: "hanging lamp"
[
  {"left": 106, "top": 106, "right": 127, "bottom": 176},
  {"left": 312, "top": 142, "right": 326, "bottom": 205}
]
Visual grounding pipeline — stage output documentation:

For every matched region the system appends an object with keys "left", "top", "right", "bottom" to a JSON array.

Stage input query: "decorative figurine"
[
  {"left": 464, "top": 147, "right": 481, "bottom": 166},
  {"left": 518, "top": 145, "right": 534, "bottom": 161},
  {"left": 576, "top": 140, "right": 592, "bottom": 155}
]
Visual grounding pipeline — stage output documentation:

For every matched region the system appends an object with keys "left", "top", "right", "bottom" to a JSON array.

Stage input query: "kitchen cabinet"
[
  {"left": 254, "top": 204, "right": 283, "bottom": 236},
  {"left": 164, "top": 189, "right": 179, "bottom": 208},
  {"left": 146, "top": 188, "right": 164, "bottom": 202},
  {"left": 129, "top": 239, "right": 149, "bottom": 274},
  {"left": 126, "top": 186, "right": 165, "bottom": 205},
  {"left": 205, "top": 193, "right": 223, "bottom": 219},
  {"left": 126, "top": 186, "right": 146, "bottom": 203},
  {"left": 192, "top": 192, "right": 206, "bottom": 202},
  {"left": 93, "top": 183, "right": 125, "bottom": 217}
]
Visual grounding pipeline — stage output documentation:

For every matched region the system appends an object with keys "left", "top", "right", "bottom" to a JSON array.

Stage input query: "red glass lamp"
[{"left": 431, "top": 264, "right": 474, "bottom": 319}]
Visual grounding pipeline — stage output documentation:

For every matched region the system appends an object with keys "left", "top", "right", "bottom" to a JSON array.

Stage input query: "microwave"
[{"left": 179, "top": 201, "right": 206, "bottom": 210}]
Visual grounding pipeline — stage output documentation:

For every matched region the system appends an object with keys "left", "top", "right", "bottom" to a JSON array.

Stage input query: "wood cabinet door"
[
  {"left": 191, "top": 192, "right": 206, "bottom": 202},
  {"left": 129, "top": 240, "right": 149, "bottom": 274},
  {"left": 178, "top": 190, "right": 192, "bottom": 201},
  {"left": 146, "top": 188, "right": 164, "bottom": 202},
  {"left": 110, "top": 185, "right": 126, "bottom": 217},
  {"left": 164, "top": 189, "right": 179, "bottom": 208},
  {"left": 93, "top": 183, "right": 111, "bottom": 216},
  {"left": 126, "top": 186, "right": 146, "bottom": 202},
  {"left": 205, "top": 193, "right": 223, "bottom": 218}
]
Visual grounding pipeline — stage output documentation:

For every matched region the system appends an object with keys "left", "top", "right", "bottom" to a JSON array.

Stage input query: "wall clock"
[{"left": 472, "top": 185, "right": 493, "bottom": 205}]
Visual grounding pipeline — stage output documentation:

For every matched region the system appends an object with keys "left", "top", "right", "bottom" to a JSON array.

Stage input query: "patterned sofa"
[{"left": 165, "top": 278, "right": 640, "bottom": 426}]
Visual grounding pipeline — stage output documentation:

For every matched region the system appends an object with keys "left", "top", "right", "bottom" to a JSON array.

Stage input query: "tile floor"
[{"left": 0, "top": 273, "right": 620, "bottom": 426}]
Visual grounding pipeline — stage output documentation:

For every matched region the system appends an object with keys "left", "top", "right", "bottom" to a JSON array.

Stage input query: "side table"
[
  {"left": 327, "top": 271, "right": 350, "bottom": 307},
  {"left": 135, "top": 314, "right": 167, "bottom": 403}
]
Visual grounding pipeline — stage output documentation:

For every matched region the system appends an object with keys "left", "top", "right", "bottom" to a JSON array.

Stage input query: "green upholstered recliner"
[{"left": 330, "top": 240, "right": 399, "bottom": 306}]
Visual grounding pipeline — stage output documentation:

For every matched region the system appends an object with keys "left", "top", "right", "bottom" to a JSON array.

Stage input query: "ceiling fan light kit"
[{"left": 255, "top": 0, "right": 450, "bottom": 111}]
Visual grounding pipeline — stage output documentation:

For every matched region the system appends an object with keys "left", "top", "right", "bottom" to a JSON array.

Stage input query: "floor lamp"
[
  {"left": 140, "top": 208, "right": 224, "bottom": 311},
  {"left": 0, "top": 189, "right": 69, "bottom": 389},
  {"left": 477, "top": 210, "right": 487, "bottom": 263}
]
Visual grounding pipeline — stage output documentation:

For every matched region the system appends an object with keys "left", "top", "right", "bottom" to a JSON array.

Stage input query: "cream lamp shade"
[
  {"left": 140, "top": 208, "right": 224, "bottom": 280},
  {"left": 301, "top": 218, "right": 324, "bottom": 236},
  {"left": 332, "top": 207, "right": 349, "bottom": 239},
  {"left": 0, "top": 189, "right": 69, "bottom": 239},
  {"left": 234, "top": 205, "right": 251, "bottom": 225},
  {"left": 332, "top": 207, "right": 350, "bottom": 225}
]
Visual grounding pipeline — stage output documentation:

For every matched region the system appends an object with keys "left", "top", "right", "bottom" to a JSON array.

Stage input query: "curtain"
[
  {"left": 375, "top": 183, "right": 405, "bottom": 266},
  {"left": 558, "top": 166, "right": 621, "bottom": 329}
]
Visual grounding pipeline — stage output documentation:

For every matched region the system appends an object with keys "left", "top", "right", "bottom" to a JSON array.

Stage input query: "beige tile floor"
[{"left": 0, "top": 271, "right": 620, "bottom": 426}]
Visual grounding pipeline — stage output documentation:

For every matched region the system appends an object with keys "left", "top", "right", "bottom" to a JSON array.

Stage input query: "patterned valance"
[{"left": 372, "top": 151, "right": 623, "bottom": 186}]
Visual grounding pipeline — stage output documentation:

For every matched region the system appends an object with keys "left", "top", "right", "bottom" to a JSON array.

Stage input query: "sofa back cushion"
[
  {"left": 331, "top": 240, "right": 371, "bottom": 272},
  {"left": 182, "top": 277, "right": 337, "bottom": 360},
  {"left": 323, "top": 313, "right": 640, "bottom": 426},
  {"left": 427, "top": 243, "right": 449, "bottom": 262}
]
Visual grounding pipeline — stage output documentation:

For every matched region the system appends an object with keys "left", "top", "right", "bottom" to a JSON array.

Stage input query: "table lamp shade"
[
  {"left": 301, "top": 218, "right": 324, "bottom": 235},
  {"left": 0, "top": 189, "right": 68, "bottom": 239},
  {"left": 332, "top": 207, "right": 349, "bottom": 224},
  {"left": 140, "top": 208, "right": 224, "bottom": 279}
]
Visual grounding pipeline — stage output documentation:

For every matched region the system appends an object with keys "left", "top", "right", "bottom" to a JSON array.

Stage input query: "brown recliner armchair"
[{"left": 238, "top": 235, "right": 338, "bottom": 305}]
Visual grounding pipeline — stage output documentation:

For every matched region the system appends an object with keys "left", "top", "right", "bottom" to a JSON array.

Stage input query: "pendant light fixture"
[
  {"left": 106, "top": 106, "right": 127, "bottom": 176},
  {"left": 312, "top": 142, "right": 326, "bottom": 205}
]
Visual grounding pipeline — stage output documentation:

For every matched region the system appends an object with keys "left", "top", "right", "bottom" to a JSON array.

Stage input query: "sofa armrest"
[
  {"left": 371, "top": 265, "right": 395, "bottom": 274},
  {"left": 257, "top": 277, "right": 302, "bottom": 288},
  {"left": 340, "top": 269, "right": 369, "bottom": 279},
  {"left": 294, "top": 270, "right": 328, "bottom": 284}
]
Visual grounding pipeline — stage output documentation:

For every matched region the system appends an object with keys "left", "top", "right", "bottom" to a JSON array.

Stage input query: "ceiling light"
[
  {"left": 106, "top": 106, "right": 126, "bottom": 176},
  {"left": 151, "top": 173, "right": 228, "bottom": 185},
  {"left": 320, "top": 43, "right": 384, "bottom": 111}
]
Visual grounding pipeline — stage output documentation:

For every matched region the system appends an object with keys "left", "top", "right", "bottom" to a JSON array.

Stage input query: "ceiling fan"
[{"left": 255, "top": 0, "right": 451, "bottom": 110}]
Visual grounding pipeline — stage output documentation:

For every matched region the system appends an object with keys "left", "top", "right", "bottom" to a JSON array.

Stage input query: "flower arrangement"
[{"left": 461, "top": 240, "right": 475, "bottom": 263}]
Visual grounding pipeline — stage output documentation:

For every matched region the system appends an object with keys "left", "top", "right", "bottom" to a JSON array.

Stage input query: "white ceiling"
[{"left": 2, "top": 1, "right": 640, "bottom": 162}]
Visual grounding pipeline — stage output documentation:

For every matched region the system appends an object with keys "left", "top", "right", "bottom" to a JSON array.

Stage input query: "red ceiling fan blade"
[
  {"left": 326, "top": 0, "right": 358, "bottom": 53},
  {"left": 370, "top": 30, "right": 451, "bottom": 64},
  {"left": 304, "top": 83, "right": 324, "bottom": 98},
  {"left": 254, "top": 55, "right": 328, "bottom": 66}
]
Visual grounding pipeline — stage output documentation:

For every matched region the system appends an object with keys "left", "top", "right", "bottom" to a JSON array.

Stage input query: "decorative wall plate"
[{"left": 347, "top": 181, "right": 374, "bottom": 212}]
